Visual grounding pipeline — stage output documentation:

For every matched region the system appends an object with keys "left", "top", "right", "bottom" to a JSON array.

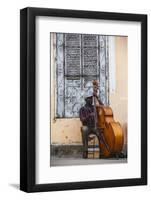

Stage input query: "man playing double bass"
[{"left": 79, "top": 86, "right": 104, "bottom": 159}]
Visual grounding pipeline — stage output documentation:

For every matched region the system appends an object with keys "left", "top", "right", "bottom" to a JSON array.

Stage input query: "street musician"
[{"left": 79, "top": 87, "right": 103, "bottom": 159}]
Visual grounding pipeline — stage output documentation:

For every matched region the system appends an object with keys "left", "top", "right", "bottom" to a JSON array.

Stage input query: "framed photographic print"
[{"left": 20, "top": 7, "right": 147, "bottom": 192}]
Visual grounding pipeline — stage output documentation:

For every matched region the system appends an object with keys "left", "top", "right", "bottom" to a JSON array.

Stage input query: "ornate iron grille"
[{"left": 55, "top": 33, "right": 109, "bottom": 118}]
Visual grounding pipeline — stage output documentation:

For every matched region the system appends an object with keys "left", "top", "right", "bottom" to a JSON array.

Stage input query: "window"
[{"left": 55, "top": 33, "right": 109, "bottom": 118}]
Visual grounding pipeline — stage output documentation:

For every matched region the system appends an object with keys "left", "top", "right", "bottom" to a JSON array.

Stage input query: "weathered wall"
[
  {"left": 50, "top": 33, "right": 83, "bottom": 145},
  {"left": 51, "top": 34, "right": 128, "bottom": 147},
  {"left": 109, "top": 37, "right": 128, "bottom": 148}
]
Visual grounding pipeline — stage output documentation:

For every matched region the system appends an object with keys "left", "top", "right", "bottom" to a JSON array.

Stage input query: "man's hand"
[{"left": 93, "top": 92, "right": 97, "bottom": 97}]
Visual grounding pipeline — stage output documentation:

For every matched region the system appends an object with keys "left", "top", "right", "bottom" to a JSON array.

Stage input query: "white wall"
[{"left": 0, "top": 0, "right": 150, "bottom": 199}]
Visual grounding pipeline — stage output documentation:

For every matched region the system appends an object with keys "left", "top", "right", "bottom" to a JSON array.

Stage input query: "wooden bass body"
[{"left": 96, "top": 105, "right": 124, "bottom": 157}]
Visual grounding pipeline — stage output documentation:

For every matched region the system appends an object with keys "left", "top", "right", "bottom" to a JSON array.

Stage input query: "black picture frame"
[{"left": 20, "top": 7, "right": 147, "bottom": 192}]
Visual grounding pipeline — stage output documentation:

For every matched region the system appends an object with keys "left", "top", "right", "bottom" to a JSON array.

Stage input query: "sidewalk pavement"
[{"left": 50, "top": 156, "right": 127, "bottom": 167}]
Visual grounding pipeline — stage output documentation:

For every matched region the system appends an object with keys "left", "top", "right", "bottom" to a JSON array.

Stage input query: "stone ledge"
[
  {"left": 50, "top": 144, "right": 127, "bottom": 158},
  {"left": 51, "top": 144, "right": 84, "bottom": 158}
]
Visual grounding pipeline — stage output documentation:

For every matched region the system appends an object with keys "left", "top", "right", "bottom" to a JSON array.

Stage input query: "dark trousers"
[{"left": 81, "top": 126, "right": 101, "bottom": 154}]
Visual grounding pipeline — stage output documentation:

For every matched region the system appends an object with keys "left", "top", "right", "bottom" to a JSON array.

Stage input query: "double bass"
[{"left": 92, "top": 80, "right": 124, "bottom": 158}]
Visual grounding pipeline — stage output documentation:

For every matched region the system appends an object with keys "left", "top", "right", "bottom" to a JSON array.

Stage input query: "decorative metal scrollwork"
[{"left": 55, "top": 33, "right": 109, "bottom": 118}]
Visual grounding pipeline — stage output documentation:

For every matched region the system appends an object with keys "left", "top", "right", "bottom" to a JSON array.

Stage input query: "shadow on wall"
[{"left": 122, "top": 122, "right": 127, "bottom": 157}]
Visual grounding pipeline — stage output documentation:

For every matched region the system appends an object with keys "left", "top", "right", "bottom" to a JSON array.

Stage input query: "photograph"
[
  {"left": 20, "top": 7, "right": 147, "bottom": 192},
  {"left": 50, "top": 32, "right": 128, "bottom": 166}
]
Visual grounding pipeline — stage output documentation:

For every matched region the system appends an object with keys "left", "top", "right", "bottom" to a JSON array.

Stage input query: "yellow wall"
[
  {"left": 51, "top": 35, "right": 128, "bottom": 146},
  {"left": 109, "top": 37, "right": 128, "bottom": 146}
]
